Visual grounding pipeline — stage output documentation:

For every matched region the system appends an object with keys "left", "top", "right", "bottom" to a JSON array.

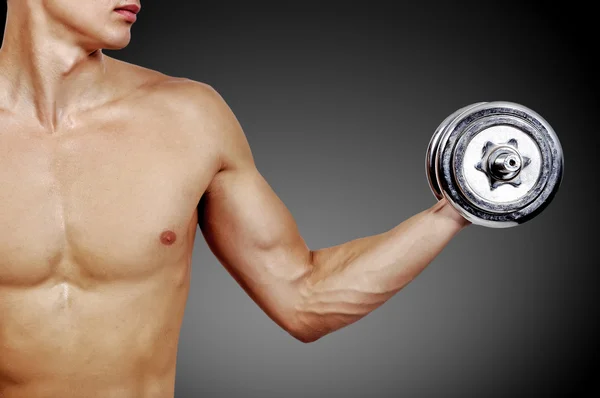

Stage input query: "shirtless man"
[{"left": 0, "top": 1, "right": 470, "bottom": 397}]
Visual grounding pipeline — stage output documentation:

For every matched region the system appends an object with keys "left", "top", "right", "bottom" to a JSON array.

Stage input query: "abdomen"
[{"left": 0, "top": 259, "right": 191, "bottom": 398}]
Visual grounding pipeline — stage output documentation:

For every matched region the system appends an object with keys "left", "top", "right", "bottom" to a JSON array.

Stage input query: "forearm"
[{"left": 294, "top": 199, "right": 469, "bottom": 342}]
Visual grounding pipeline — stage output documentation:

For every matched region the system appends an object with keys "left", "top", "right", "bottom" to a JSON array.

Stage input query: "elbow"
[
  {"left": 282, "top": 270, "right": 326, "bottom": 343},
  {"left": 296, "top": 335, "right": 320, "bottom": 344},
  {"left": 282, "top": 310, "right": 324, "bottom": 344},
  {"left": 287, "top": 324, "right": 323, "bottom": 344},
  {"left": 285, "top": 311, "right": 333, "bottom": 344}
]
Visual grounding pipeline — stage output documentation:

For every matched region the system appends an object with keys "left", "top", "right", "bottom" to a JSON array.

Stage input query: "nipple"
[{"left": 160, "top": 230, "right": 177, "bottom": 245}]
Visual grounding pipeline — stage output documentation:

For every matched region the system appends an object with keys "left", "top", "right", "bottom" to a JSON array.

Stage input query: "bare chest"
[{"left": 0, "top": 122, "right": 216, "bottom": 285}]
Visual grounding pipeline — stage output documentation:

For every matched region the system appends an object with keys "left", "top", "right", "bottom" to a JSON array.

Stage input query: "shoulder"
[
  {"left": 107, "top": 56, "right": 230, "bottom": 119},
  {"left": 150, "top": 78, "right": 234, "bottom": 126},
  {"left": 155, "top": 79, "right": 252, "bottom": 165},
  {"left": 108, "top": 57, "right": 253, "bottom": 169},
  {"left": 135, "top": 73, "right": 253, "bottom": 170}
]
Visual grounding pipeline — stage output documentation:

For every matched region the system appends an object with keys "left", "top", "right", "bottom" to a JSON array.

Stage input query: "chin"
[
  {"left": 99, "top": 32, "right": 132, "bottom": 51},
  {"left": 102, "top": 40, "right": 131, "bottom": 51}
]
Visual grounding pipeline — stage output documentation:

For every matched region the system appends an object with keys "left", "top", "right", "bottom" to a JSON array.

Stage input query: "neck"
[{"left": 0, "top": 3, "right": 110, "bottom": 130}]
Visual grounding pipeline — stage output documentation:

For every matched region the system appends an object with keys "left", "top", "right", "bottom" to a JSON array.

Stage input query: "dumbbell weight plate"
[
  {"left": 426, "top": 102, "right": 486, "bottom": 200},
  {"left": 426, "top": 101, "right": 563, "bottom": 227}
]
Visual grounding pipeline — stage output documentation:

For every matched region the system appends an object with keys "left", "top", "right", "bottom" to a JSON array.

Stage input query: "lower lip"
[{"left": 115, "top": 9, "right": 137, "bottom": 23}]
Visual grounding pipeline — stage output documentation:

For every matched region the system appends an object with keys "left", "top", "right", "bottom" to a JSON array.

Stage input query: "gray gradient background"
[{"left": 3, "top": 2, "right": 598, "bottom": 398}]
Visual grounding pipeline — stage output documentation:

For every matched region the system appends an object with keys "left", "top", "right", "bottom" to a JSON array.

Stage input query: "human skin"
[{"left": 0, "top": 0, "right": 470, "bottom": 397}]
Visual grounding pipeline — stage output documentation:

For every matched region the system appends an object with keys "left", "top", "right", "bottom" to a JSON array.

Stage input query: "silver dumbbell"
[{"left": 426, "top": 102, "right": 564, "bottom": 227}]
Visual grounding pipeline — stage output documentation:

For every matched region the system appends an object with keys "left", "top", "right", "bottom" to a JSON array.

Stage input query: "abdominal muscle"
[{"left": 0, "top": 256, "right": 192, "bottom": 398}]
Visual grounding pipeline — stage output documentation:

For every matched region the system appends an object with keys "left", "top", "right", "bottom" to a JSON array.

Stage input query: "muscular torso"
[{"left": 0, "top": 61, "right": 220, "bottom": 397}]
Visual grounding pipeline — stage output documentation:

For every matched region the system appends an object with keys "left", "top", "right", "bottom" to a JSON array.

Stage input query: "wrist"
[{"left": 431, "top": 198, "right": 471, "bottom": 228}]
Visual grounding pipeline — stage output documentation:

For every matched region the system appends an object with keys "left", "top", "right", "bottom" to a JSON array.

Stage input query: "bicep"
[
  {"left": 190, "top": 82, "right": 312, "bottom": 331},
  {"left": 198, "top": 162, "right": 313, "bottom": 328}
]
